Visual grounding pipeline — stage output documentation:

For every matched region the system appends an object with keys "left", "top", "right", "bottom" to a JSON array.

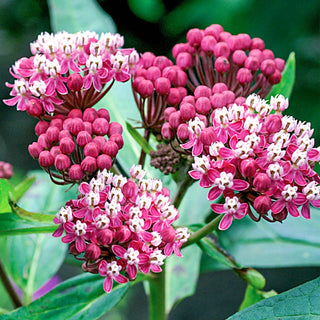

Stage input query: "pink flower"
[
  {"left": 211, "top": 196, "right": 248, "bottom": 230},
  {"left": 98, "top": 260, "right": 128, "bottom": 293}
]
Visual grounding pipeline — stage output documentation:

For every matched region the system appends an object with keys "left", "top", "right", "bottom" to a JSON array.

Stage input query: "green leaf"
[
  {"left": 0, "top": 179, "right": 14, "bottom": 214},
  {"left": 48, "top": 0, "right": 116, "bottom": 34},
  {"left": 13, "top": 176, "right": 36, "bottom": 202},
  {"left": 165, "top": 245, "right": 202, "bottom": 312},
  {"left": 0, "top": 274, "right": 129, "bottom": 320},
  {"left": 126, "top": 121, "right": 154, "bottom": 154},
  {"left": 0, "top": 234, "right": 67, "bottom": 303},
  {"left": 204, "top": 207, "right": 320, "bottom": 270},
  {"left": 266, "top": 52, "right": 296, "bottom": 99},
  {"left": 239, "top": 285, "right": 277, "bottom": 311},
  {"left": 228, "top": 277, "right": 320, "bottom": 319},
  {"left": 0, "top": 212, "right": 56, "bottom": 236},
  {"left": 9, "top": 201, "right": 56, "bottom": 223}
]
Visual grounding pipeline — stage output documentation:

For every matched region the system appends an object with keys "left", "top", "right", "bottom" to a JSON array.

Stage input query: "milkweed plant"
[{"left": 1, "top": 2, "right": 320, "bottom": 320}]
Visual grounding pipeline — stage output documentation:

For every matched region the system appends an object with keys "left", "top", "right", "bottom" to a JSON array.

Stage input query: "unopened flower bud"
[
  {"left": 97, "top": 154, "right": 112, "bottom": 170},
  {"left": 138, "top": 79, "right": 154, "bottom": 97},
  {"left": 232, "top": 50, "right": 247, "bottom": 66},
  {"left": 68, "top": 164, "right": 84, "bottom": 180},
  {"left": 83, "top": 108, "right": 98, "bottom": 123},
  {"left": 92, "top": 118, "right": 109, "bottom": 136},
  {"left": 161, "top": 123, "right": 175, "bottom": 140},
  {"left": 59, "top": 137, "right": 75, "bottom": 154},
  {"left": 26, "top": 99, "right": 44, "bottom": 117},
  {"left": 107, "top": 122, "right": 123, "bottom": 136},
  {"left": 200, "top": 35, "right": 217, "bottom": 53},
  {"left": 84, "top": 142, "right": 100, "bottom": 158},
  {"left": 261, "top": 59, "right": 276, "bottom": 76},
  {"left": 244, "top": 56, "right": 260, "bottom": 71},
  {"left": 35, "top": 121, "right": 49, "bottom": 136},
  {"left": 240, "top": 158, "right": 257, "bottom": 177},
  {"left": 272, "top": 207, "right": 288, "bottom": 222},
  {"left": 167, "top": 111, "right": 182, "bottom": 130},
  {"left": 28, "top": 142, "right": 43, "bottom": 158},
  {"left": 154, "top": 77, "right": 171, "bottom": 95},
  {"left": 55, "top": 154, "right": 71, "bottom": 171},
  {"left": 68, "top": 109, "right": 83, "bottom": 119},
  {"left": 176, "top": 52, "right": 193, "bottom": 69},
  {"left": 76, "top": 131, "right": 92, "bottom": 147},
  {"left": 85, "top": 243, "right": 101, "bottom": 260},
  {"left": 68, "top": 118, "right": 85, "bottom": 136},
  {"left": 160, "top": 226, "right": 176, "bottom": 243},
  {"left": 103, "top": 140, "right": 119, "bottom": 157},
  {"left": 250, "top": 37, "right": 265, "bottom": 50},
  {"left": 194, "top": 85, "right": 211, "bottom": 99},
  {"left": 180, "top": 103, "right": 196, "bottom": 121},
  {"left": 177, "top": 123, "right": 190, "bottom": 140},
  {"left": 196, "top": 96, "right": 212, "bottom": 114},
  {"left": 264, "top": 114, "right": 282, "bottom": 133},
  {"left": 115, "top": 225, "right": 132, "bottom": 243},
  {"left": 212, "top": 82, "right": 228, "bottom": 94},
  {"left": 146, "top": 66, "right": 161, "bottom": 81},
  {"left": 67, "top": 73, "right": 83, "bottom": 91},
  {"left": 253, "top": 173, "right": 272, "bottom": 193},
  {"left": 213, "top": 42, "right": 230, "bottom": 58},
  {"left": 200, "top": 127, "right": 217, "bottom": 145},
  {"left": 97, "top": 108, "right": 110, "bottom": 122},
  {"left": 109, "top": 134, "right": 124, "bottom": 149},
  {"left": 38, "top": 150, "right": 54, "bottom": 168},
  {"left": 254, "top": 195, "right": 272, "bottom": 214},
  {"left": 46, "top": 126, "right": 60, "bottom": 143},
  {"left": 81, "top": 156, "right": 97, "bottom": 173},
  {"left": 167, "top": 88, "right": 181, "bottom": 106},
  {"left": 0, "top": 161, "right": 13, "bottom": 179},
  {"left": 95, "top": 228, "right": 114, "bottom": 245},
  {"left": 187, "top": 28, "right": 204, "bottom": 47},
  {"left": 122, "top": 180, "right": 138, "bottom": 199},
  {"left": 236, "top": 68, "right": 253, "bottom": 84}
]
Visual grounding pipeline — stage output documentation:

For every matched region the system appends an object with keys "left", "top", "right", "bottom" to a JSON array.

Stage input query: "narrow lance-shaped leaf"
[
  {"left": 0, "top": 274, "right": 129, "bottom": 320},
  {"left": 266, "top": 51, "right": 296, "bottom": 99},
  {"left": 126, "top": 121, "right": 154, "bottom": 154},
  {"left": 13, "top": 176, "right": 36, "bottom": 202}
]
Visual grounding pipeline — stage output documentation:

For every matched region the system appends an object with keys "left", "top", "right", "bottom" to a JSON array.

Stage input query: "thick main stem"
[{"left": 148, "top": 265, "right": 166, "bottom": 320}]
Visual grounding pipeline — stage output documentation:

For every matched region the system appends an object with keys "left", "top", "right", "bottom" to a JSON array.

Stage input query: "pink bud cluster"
[
  {"left": 172, "top": 24, "right": 285, "bottom": 98},
  {"left": 176, "top": 93, "right": 320, "bottom": 229},
  {"left": 0, "top": 161, "right": 13, "bottom": 179},
  {"left": 131, "top": 52, "right": 188, "bottom": 134},
  {"left": 53, "top": 165, "right": 190, "bottom": 293},
  {"left": 28, "top": 108, "right": 123, "bottom": 185},
  {"left": 4, "top": 31, "right": 139, "bottom": 115}
]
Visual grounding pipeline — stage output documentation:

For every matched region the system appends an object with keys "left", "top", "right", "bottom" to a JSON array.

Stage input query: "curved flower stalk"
[
  {"left": 3, "top": 31, "right": 139, "bottom": 116},
  {"left": 172, "top": 24, "right": 284, "bottom": 97},
  {"left": 170, "top": 93, "right": 320, "bottom": 229},
  {"left": 53, "top": 165, "right": 190, "bottom": 293}
]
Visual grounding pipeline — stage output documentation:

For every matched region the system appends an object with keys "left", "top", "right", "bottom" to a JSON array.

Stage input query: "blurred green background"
[{"left": 0, "top": 1, "right": 319, "bottom": 319}]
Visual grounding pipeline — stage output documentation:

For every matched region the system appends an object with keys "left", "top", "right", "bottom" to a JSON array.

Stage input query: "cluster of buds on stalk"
[
  {"left": 131, "top": 52, "right": 188, "bottom": 136},
  {"left": 3, "top": 31, "right": 139, "bottom": 115},
  {"left": 28, "top": 107, "right": 123, "bottom": 185},
  {"left": 173, "top": 24, "right": 284, "bottom": 97},
  {"left": 175, "top": 93, "right": 320, "bottom": 229},
  {"left": 53, "top": 165, "right": 189, "bottom": 292}
]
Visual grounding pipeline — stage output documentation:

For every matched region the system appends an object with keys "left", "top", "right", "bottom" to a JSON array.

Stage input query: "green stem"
[
  {"left": 0, "top": 259, "right": 22, "bottom": 308},
  {"left": 182, "top": 214, "right": 223, "bottom": 249},
  {"left": 148, "top": 265, "right": 166, "bottom": 320},
  {"left": 172, "top": 170, "right": 194, "bottom": 208}
]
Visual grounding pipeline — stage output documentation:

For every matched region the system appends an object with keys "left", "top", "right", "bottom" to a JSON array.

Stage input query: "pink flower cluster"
[
  {"left": 53, "top": 165, "right": 189, "bottom": 292},
  {"left": 28, "top": 107, "right": 123, "bottom": 185},
  {"left": 131, "top": 52, "right": 188, "bottom": 134},
  {"left": 4, "top": 31, "right": 139, "bottom": 115},
  {"left": 172, "top": 24, "right": 285, "bottom": 98},
  {"left": 170, "top": 93, "right": 320, "bottom": 230},
  {"left": 0, "top": 161, "right": 13, "bottom": 179}
]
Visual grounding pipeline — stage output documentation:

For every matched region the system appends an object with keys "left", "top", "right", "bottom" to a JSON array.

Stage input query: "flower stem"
[
  {"left": 182, "top": 214, "right": 223, "bottom": 248},
  {"left": 172, "top": 171, "right": 194, "bottom": 208},
  {"left": 0, "top": 259, "right": 22, "bottom": 308},
  {"left": 148, "top": 265, "right": 166, "bottom": 320}
]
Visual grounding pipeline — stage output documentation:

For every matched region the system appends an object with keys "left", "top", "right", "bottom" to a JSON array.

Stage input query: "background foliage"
[{"left": 0, "top": 0, "right": 319, "bottom": 319}]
